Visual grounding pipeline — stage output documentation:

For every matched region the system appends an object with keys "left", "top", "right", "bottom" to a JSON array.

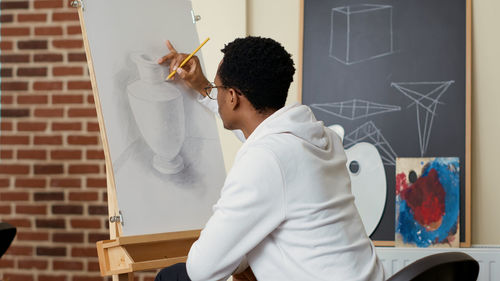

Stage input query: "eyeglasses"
[
  {"left": 203, "top": 82, "right": 227, "bottom": 100},
  {"left": 203, "top": 82, "right": 243, "bottom": 100}
]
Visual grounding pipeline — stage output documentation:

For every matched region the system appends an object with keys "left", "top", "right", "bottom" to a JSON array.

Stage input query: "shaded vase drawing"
[{"left": 127, "top": 52, "right": 185, "bottom": 174}]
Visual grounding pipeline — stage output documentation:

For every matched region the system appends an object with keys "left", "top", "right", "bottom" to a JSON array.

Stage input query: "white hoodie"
[{"left": 187, "top": 99, "right": 384, "bottom": 281}]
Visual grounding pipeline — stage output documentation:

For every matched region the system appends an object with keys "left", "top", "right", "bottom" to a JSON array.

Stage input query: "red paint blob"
[
  {"left": 401, "top": 169, "right": 446, "bottom": 229},
  {"left": 396, "top": 172, "right": 408, "bottom": 195}
]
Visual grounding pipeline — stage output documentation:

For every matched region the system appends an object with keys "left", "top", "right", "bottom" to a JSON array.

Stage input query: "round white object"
[{"left": 344, "top": 142, "right": 387, "bottom": 236}]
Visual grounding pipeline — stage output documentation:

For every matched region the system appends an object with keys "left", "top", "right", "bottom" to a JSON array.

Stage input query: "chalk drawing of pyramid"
[
  {"left": 344, "top": 121, "right": 397, "bottom": 166},
  {"left": 310, "top": 99, "right": 401, "bottom": 120},
  {"left": 391, "top": 81, "right": 454, "bottom": 156}
]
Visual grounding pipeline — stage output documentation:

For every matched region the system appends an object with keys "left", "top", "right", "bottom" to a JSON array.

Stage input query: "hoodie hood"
[{"left": 244, "top": 103, "right": 328, "bottom": 149}]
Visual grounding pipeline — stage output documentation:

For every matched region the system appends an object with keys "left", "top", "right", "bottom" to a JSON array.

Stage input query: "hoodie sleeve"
[
  {"left": 196, "top": 90, "right": 219, "bottom": 114},
  {"left": 196, "top": 89, "right": 246, "bottom": 142},
  {"left": 186, "top": 147, "right": 286, "bottom": 281}
]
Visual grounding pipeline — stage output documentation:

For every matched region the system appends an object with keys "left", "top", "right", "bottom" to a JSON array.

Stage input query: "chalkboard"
[{"left": 300, "top": 0, "right": 471, "bottom": 245}]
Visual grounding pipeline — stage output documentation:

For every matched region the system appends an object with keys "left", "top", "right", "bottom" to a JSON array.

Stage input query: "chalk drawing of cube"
[{"left": 329, "top": 4, "right": 393, "bottom": 65}]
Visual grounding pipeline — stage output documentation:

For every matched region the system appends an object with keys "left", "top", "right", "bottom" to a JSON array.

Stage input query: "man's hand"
[
  {"left": 232, "top": 267, "right": 257, "bottom": 281},
  {"left": 157, "top": 40, "right": 210, "bottom": 96}
]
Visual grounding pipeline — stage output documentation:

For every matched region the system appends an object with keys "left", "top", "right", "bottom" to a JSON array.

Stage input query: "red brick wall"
[{"left": 0, "top": 1, "right": 155, "bottom": 280}]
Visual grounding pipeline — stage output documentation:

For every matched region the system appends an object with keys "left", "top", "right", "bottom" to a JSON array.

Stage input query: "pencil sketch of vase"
[{"left": 127, "top": 52, "right": 185, "bottom": 174}]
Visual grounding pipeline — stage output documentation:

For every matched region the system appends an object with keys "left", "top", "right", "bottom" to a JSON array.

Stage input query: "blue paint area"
[{"left": 396, "top": 158, "right": 460, "bottom": 247}]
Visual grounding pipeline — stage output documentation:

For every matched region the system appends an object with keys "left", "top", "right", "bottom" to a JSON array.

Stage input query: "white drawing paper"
[{"left": 82, "top": 0, "right": 226, "bottom": 236}]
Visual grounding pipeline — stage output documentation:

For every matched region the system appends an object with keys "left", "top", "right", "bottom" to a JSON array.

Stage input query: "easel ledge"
[{"left": 96, "top": 230, "right": 200, "bottom": 276}]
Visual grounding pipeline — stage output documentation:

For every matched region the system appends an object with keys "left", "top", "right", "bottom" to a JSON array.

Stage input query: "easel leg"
[{"left": 117, "top": 273, "right": 134, "bottom": 281}]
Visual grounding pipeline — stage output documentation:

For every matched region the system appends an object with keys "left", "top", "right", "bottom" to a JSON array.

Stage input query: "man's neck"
[{"left": 239, "top": 109, "right": 276, "bottom": 139}]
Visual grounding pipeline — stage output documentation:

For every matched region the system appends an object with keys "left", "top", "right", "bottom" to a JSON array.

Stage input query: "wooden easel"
[{"left": 71, "top": 1, "right": 201, "bottom": 279}]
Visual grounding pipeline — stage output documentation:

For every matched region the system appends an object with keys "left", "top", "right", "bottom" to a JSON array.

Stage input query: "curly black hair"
[{"left": 218, "top": 36, "right": 295, "bottom": 112}]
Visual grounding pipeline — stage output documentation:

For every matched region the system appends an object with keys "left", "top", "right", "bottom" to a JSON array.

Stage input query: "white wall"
[{"left": 470, "top": 0, "right": 500, "bottom": 244}]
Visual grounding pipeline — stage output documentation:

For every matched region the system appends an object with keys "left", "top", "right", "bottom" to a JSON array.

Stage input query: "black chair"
[
  {"left": 0, "top": 222, "right": 17, "bottom": 258},
  {"left": 387, "top": 252, "right": 479, "bottom": 281}
]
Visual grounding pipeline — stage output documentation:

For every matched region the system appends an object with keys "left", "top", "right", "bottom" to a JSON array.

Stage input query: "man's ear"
[{"left": 228, "top": 89, "right": 240, "bottom": 110}]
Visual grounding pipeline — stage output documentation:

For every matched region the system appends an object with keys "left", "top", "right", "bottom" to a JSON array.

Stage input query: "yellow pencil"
[{"left": 166, "top": 37, "right": 210, "bottom": 80}]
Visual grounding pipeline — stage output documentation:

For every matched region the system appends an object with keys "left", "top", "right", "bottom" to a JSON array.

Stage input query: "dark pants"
[{"left": 155, "top": 263, "right": 192, "bottom": 281}]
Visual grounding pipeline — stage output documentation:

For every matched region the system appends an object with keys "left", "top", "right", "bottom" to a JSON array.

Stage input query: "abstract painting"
[{"left": 395, "top": 157, "right": 460, "bottom": 247}]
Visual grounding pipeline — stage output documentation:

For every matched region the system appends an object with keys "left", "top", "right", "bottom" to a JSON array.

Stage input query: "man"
[{"left": 155, "top": 36, "right": 384, "bottom": 281}]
